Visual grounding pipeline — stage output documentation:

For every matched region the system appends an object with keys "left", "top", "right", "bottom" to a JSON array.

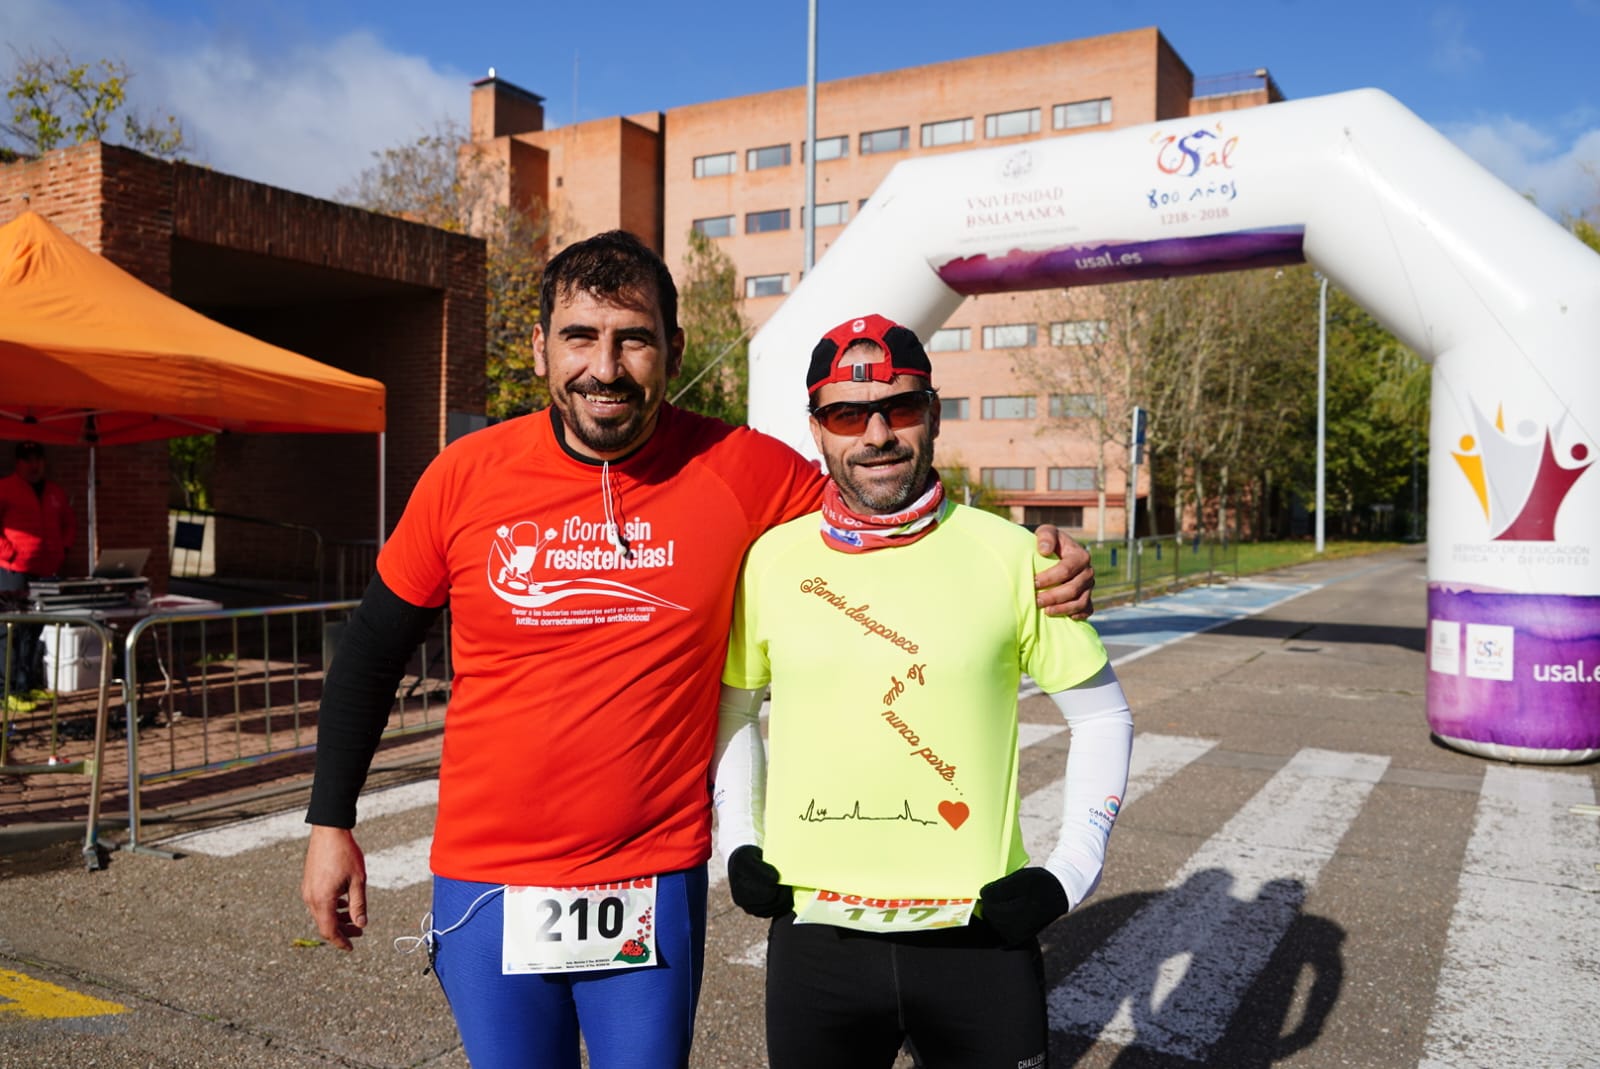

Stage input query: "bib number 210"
[
  {"left": 502, "top": 879, "right": 658, "bottom": 974},
  {"left": 535, "top": 894, "right": 625, "bottom": 942}
]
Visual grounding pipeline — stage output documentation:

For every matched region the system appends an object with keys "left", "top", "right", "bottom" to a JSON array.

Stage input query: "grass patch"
[
  {"left": 1232, "top": 540, "right": 1415, "bottom": 576},
  {"left": 1087, "top": 538, "right": 1415, "bottom": 603}
]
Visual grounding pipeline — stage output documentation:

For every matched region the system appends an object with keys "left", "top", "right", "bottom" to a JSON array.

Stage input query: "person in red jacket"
[{"left": 0, "top": 440, "right": 77, "bottom": 707}]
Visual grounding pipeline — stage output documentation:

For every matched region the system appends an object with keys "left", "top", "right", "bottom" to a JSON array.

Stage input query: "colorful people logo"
[{"left": 1452, "top": 401, "right": 1593, "bottom": 541}]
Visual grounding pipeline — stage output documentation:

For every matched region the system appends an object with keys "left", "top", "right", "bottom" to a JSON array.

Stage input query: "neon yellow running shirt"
[{"left": 723, "top": 504, "right": 1108, "bottom": 899}]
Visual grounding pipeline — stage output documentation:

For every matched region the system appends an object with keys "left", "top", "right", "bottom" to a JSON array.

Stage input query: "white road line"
[
  {"left": 160, "top": 779, "right": 438, "bottom": 856},
  {"left": 1047, "top": 748, "right": 1389, "bottom": 1060},
  {"left": 1018, "top": 722, "right": 1068, "bottom": 750},
  {"left": 1419, "top": 765, "right": 1600, "bottom": 1069},
  {"left": 366, "top": 837, "right": 436, "bottom": 890},
  {"left": 1023, "top": 732, "right": 1217, "bottom": 864}
]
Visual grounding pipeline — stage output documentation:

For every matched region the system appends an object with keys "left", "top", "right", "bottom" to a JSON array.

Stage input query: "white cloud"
[
  {"left": 1428, "top": 5, "right": 1484, "bottom": 76},
  {"left": 1442, "top": 115, "right": 1600, "bottom": 220},
  {"left": 0, "top": 0, "right": 467, "bottom": 200}
]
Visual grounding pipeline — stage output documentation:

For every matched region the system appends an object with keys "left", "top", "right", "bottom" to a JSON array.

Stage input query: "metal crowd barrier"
[
  {"left": 1091, "top": 531, "right": 1242, "bottom": 605},
  {"left": 2, "top": 613, "right": 119, "bottom": 870},
  {"left": 3, "top": 601, "right": 451, "bottom": 868},
  {"left": 116, "top": 600, "right": 451, "bottom": 858}
]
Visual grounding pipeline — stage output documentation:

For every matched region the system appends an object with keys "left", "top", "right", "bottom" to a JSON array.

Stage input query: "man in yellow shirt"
[{"left": 715, "top": 314, "right": 1134, "bottom": 1068}]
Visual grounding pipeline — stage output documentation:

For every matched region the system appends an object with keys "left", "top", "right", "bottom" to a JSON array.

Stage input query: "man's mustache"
[
  {"left": 570, "top": 377, "right": 644, "bottom": 402},
  {"left": 848, "top": 445, "right": 913, "bottom": 466}
]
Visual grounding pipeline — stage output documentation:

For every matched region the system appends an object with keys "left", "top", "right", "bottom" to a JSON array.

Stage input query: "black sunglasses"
[{"left": 810, "top": 390, "right": 937, "bottom": 436}]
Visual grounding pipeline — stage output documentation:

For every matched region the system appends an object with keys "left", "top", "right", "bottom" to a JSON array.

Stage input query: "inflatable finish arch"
[{"left": 748, "top": 89, "right": 1600, "bottom": 764}]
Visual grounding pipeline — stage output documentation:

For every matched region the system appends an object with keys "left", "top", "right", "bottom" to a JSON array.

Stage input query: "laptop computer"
[{"left": 92, "top": 547, "right": 151, "bottom": 579}]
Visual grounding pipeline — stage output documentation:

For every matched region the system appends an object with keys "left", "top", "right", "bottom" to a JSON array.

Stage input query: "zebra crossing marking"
[
  {"left": 1047, "top": 748, "right": 1389, "bottom": 1060},
  {"left": 1418, "top": 765, "right": 1600, "bottom": 1069}
]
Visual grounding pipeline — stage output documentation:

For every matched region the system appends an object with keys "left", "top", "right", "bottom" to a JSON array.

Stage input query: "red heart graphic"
[{"left": 938, "top": 801, "right": 969, "bottom": 830}]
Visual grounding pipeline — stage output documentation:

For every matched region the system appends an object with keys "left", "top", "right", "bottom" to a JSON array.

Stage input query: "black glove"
[
  {"left": 727, "top": 845, "right": 793, "bottom": 918},
  {"left": 979, "top": 867, "right": 1070, "bottom": 947}
]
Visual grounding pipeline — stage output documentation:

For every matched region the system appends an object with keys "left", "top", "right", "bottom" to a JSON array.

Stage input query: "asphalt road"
[{"left": 2, "top": 545, "right": 1596, "bottom": 1068}]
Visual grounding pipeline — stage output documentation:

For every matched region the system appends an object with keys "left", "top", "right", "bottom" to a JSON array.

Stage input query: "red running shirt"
[{"left": 378, "top": 405, "right": 823, "bottom": 885}]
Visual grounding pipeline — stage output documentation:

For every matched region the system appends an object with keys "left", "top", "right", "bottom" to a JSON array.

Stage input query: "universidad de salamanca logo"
[
  {"left": 1452, "top": 400, "right": 1593, "bottom": 541},
  {"left": 486, "top": 518, "right": 686, "bottom": 611}
]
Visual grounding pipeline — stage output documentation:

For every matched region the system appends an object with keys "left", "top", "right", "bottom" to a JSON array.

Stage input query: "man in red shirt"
[
  {"left": 300, "top": 231, "right": 1095, "bottom": 1069},
  {"left": 1, "top": 440, "right": 76, "bottom": 709}
]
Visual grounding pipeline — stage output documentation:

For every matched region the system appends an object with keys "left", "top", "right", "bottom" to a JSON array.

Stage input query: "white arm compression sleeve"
[
  {"left": 711, "top": 683, "right": 768, "bottom": 866},
  {"left": 1043, "top": 663, "right": 1134, "bottom": 910}
]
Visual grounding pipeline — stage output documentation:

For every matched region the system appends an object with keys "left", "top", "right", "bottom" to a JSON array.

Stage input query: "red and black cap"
[{"left": 806, "top": 314, "right": 932, "bottom": 397}]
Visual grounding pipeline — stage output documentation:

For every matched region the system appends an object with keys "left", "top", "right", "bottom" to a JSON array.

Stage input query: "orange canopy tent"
[{"left": 0, "top": 210, "right": 389, "bottom": 557}]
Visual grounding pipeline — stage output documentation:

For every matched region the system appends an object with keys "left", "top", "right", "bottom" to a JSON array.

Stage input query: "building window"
[
  {"left": 692, "top": 215, "right": 735, "bottom": 239},
  {"left": 1048, "top": 467, "right": 1098, "bottom": 492},
  {"left": 920, "top": 117, "right": 974, "bottom": 148},
  {"left": 804, "top": 201, "right": 849, "bottom": 227},
  {"left": 747, "top": 144, "right": 791, "bottom": 170},
  {"left": 746, "top": 208, "right": 792, "bottom": 234},
  {"left": 1054, "top": 98, "right": 1112, "bottom": 130},
  {"left": 693, "top": 151, "right": 736, "bottom": 178},
  {"left": 940, "top": 397, "right": 970, "bottom": 420},
  {"left": 745, "top": 273, "right": 790, "bottom": 298},
  {"left": 1049, "top": 394, "right": 1101, "bottom": 420},
  {"left": 1050, "top": 319, "right": 1107, "bottom": 346},
  {"left": 985, "top": 107, "right": 1040, "bottom": 139},
  {"left": 805, "top": 135, "right": 849, "bottom": 162},
  {"left": 981, "top": 396, "right": 1037, "bottom": 420},
  {"left": 981, "top": 467, "right": 1036, "bottom": 491},
  {"left": 982, "top": 323, "right": 1037, "bottom": 349},
  {"left": 927, "top": 327, "right": 970, "bottom": 352},
  {"left": 1023, "top": 505, "right": 1085, "bottom": 528},
  {"left": 861, "top": 126, "right": 910, "bottom": 155}
]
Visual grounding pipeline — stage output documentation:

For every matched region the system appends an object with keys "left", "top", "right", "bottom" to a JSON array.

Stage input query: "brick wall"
[{"left": 0, "top": 142, "right": 106, "bottom": 245}]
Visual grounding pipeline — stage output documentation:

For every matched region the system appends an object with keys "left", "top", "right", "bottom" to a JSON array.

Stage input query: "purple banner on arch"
[
  {"left": 935, "top": 226, "right": 1307, "bottom": 296},
  {"left": 1427, "top": 585, "right": 1600, "bottom": 759}
]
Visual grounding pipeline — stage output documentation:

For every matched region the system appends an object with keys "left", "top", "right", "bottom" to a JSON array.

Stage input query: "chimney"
[{"left": 470, "top": 73, "right": 546, "bottom": 142}]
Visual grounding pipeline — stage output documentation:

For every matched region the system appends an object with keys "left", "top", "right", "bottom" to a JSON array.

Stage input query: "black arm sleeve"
[{"left": 304, "top": 573, "right": 444, "bottom": 827}]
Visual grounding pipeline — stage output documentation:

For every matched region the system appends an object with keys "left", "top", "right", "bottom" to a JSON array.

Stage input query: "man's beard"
[
  {"left": 551, "top": 376, "right": 654, "bottom": 455},
  {"left": 833, "top": 443, "right": 934, "bottom": 514}
]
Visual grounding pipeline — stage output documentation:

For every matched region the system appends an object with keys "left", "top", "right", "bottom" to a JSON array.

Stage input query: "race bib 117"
[{"left": 793, "top": 889, "right": 976, "bottom": 933}]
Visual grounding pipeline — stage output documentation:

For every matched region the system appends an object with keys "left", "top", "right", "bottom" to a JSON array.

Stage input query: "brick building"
[
  {"left": 0, "top": 142, "right": 485, "bottom": 593},
  {"left": 470, "top": 25, "right": 1281, "bottom": 537}
]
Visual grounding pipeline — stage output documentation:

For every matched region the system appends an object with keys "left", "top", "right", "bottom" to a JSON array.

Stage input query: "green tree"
[
  {"left": 170, "top": 435, "right": 215, "bottom": 510},
  {"left": 338, "top": 119, "right": 550, "bottom": 418},
  {"left": 1, "top": 49, "right": 187, "bottom": 160},
  {"left": 670, "top": 229, "right": 751, "bottom": 424},
  {"left": 1559, "top": 165, "right": 1600, "bottom": 254},
  {"left": 1016, "top": 264, "right": 1425, "bottom": 541},
  {"left": 1574, "top": 219, "right": 1600, "bottom": 254},
  {"left": 938, "top": 460, "right": 1007, "bottom": 517}
]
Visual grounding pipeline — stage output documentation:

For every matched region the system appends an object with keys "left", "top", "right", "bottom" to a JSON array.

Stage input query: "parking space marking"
[{"left": 0, "top": 968, "right": 127, "bottom": 1019}]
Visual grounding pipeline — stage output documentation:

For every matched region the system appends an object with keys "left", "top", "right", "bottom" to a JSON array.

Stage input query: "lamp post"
[
  {"left": 803, "top": 0, "right": 818, "bottom": 273},
  {"left": 1316, "top": 272, "right": 1328, "bottom": 553}
]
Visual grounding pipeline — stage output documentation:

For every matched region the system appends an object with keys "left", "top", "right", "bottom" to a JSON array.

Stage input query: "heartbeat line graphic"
[{"left": 798, "top": 799, "right": 937, "bottom": 826}]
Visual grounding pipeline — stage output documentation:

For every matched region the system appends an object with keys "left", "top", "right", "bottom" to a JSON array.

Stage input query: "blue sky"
[{"left": 3, "top": 0, "right": 1596, "bottom": 219}]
